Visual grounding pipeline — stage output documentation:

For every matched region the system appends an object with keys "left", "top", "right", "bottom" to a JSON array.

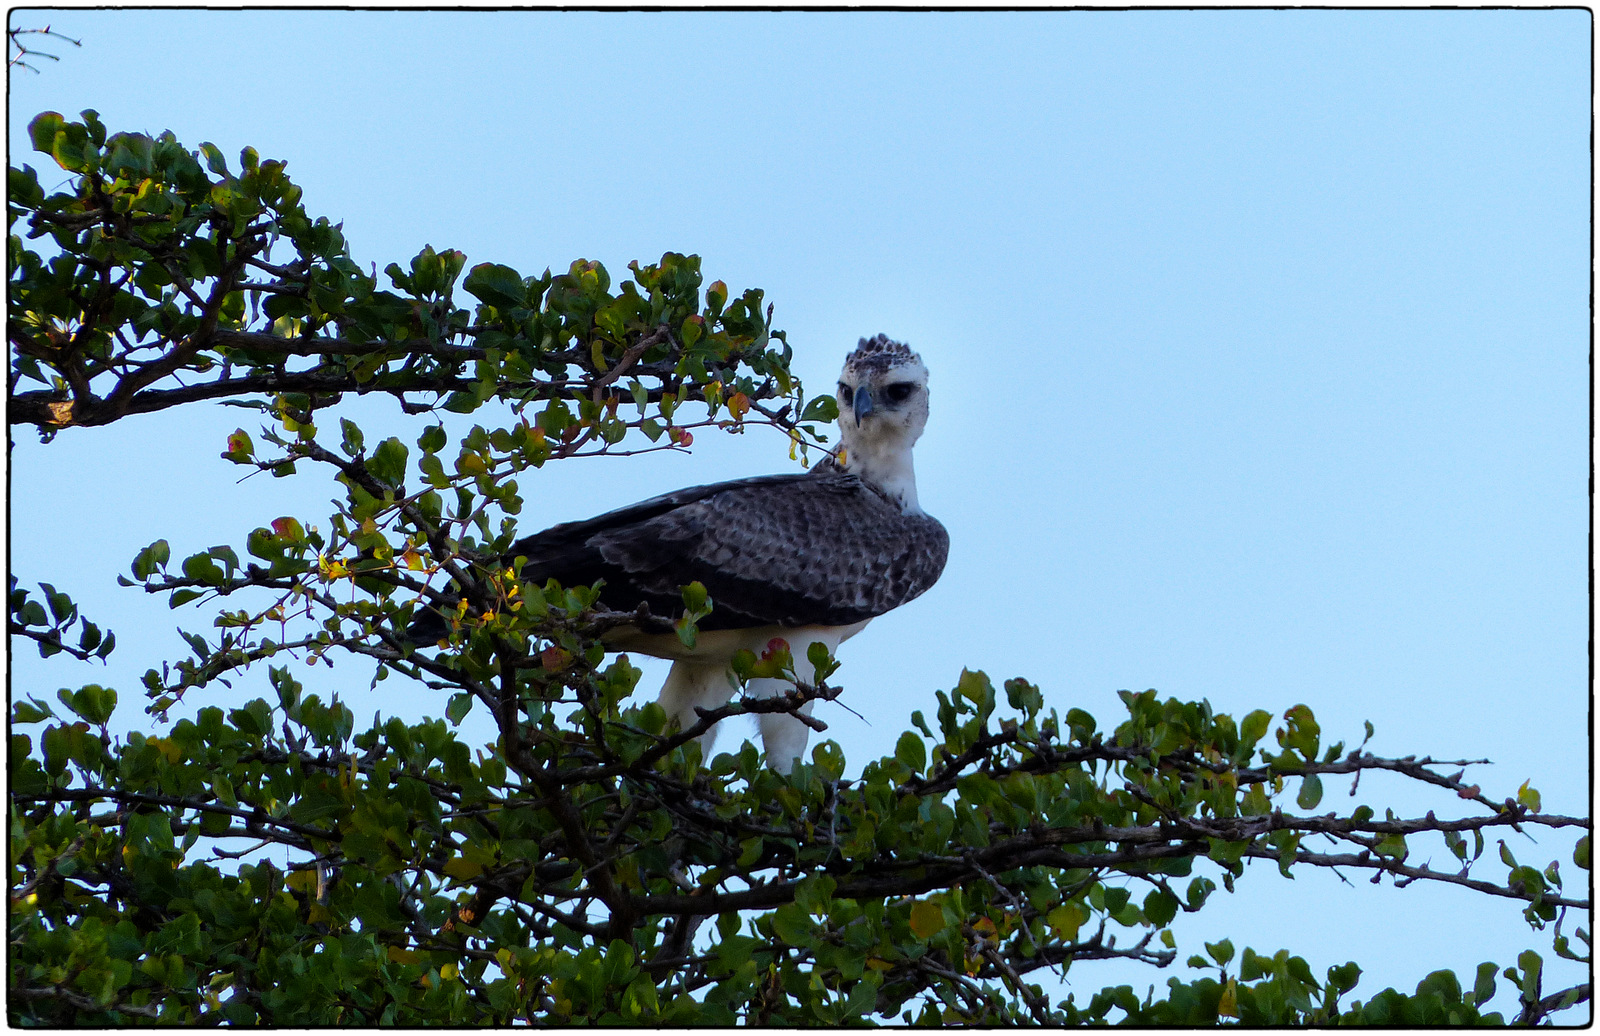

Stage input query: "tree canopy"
[{"left": 9, "top": 109, "right": 1591, "bottom": 1026}]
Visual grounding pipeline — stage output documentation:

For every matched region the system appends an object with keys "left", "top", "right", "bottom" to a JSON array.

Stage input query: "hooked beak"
[{"left": 853, "top": 384, "right": 873, "bottom": 425}]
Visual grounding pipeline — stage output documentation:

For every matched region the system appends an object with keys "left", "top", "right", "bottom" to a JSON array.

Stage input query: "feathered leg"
[
  {"left": 657, "top": 661, "right": 739, "bottom": 760},
  {"left": 754, "top": 684, "right": 815, "bottom": 775},
  {"left": 751, "top": 630, "right": 847, "bottom": 774}
]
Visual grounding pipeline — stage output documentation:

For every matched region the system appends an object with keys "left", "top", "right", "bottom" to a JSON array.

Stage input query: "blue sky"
[{"left": 9, "top": 8, "right": 1590, "bottom": 1015}]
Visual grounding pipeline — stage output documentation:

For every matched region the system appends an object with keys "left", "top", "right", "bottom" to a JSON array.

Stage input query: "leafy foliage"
[
  {"left": 9, "top": 109, "right": 829, "bottom": 451},
  {"left": 9, "top": 111, "right": 1593, "bottom": 1026}
]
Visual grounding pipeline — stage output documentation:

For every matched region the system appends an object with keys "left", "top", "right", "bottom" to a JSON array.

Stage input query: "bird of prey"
[{"left": 409, "top": 335, "right": 948, "bottom": 772}]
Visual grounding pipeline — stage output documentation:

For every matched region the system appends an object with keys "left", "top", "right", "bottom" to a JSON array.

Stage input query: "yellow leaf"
[
  {"left": 442, "top": 858, "right": 483, "bottom": 881},
  {"left": 1218, "top": 978, "right": 1238, "bottom": 1017},
  {"left": 387, "top": 946, "right": 420, "bottom": 966},
  {"left": 1046, "top": 903, "right": 1085, "bottom": 941},
  {"left": 909, "top": 900, "right": 946, "bottom": 940}
]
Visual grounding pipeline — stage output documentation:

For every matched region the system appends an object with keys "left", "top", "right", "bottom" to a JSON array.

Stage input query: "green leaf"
[
  {"left": 1472, "top": 961, "right": 1498, "bottom": 1005},
  {"left": 28, "top": 111, "right": 64, "bottom": 155},
  {"left": 770, "top": 902, "right": 814, "bottom": 946},
  {"left": 805, "top": 641, "right": 838, "bottom": 683},
  {"left": 1374, "top": 833, "right": 1408, "bottom": 860},
  {"left": 228, "top": 698, "right": 273, "bottom": 738},
  {"left": 1206, "top": 938, "right": 1235, "bottom": 967},
  {"left": 370, "top": 437, "right": 409, "bottom": 488},
  {"left": 462, "top": 262, "right": 526, "bottom": 309},
  {"left": 1516, "top": 949, "right": 1542, "bottom": 1001},
  {"left": 1143, "top": 889, "right": 1179, "bottom": 927},
  {"left": 418, "top": 424, "right": 447, "bottom": 454},
  {"left": 1207, "top": 838, "right": 1249, "bottom": 869},
  {"left": 810, "top": 740, "right": 844, "bottom": 780},
  {"left": 12, "top": 698, "right": 53, "bottom": 724},
  {"left": 182, "top": 552, "right": 225, "bottom": 586},
  {"left": 736, "top": 837, "right": 764, "bottom": 868},
  {"left": 199, "top": 141, "right": 229, "bottom": 176},
  {"left": 131, "top": 539, "right": 171, "bottom": 580},
  {"left": 48, "top": 122, "right": 93, "bottom": 172},
  {"left": 894, "top": 731, "right": 926, "bottom": 773},
  {"left": 1239, "top": 709, "right": 1271, "bottom": 750},
  {"left": 793, "top": 873, "right": 836, "bottom": 916},
  {"left": 1296, "top": 773, "right": 1323, "bottom": 810},
  {"left": 37, "top": 582, "right": 72, "bottom": 624},
  {"left": 340, "top": 418, "right": 365, "bottom": 457},
  {"left": 1328, "top": 961, "right": 1362, "bottom": 995},
  {"left": 955, "top": 669, "right": 992, "bottom": 706},
  {"left": 74, "top": 685, "right": 116, "bottom": 725},
  {"left": 1278, "top": 704, "right": 1320, "bottom": 760},
  {"left": 801, "top": 394, "right": 840, "bottom": 423},
  {"left": 679, "top": 581, "right": 709, "bottom": 615}
]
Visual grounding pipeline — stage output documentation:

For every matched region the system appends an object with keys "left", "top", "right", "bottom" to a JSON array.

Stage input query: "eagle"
[{"left": 408, "top": 334, "right": 948, "bottom": 772}]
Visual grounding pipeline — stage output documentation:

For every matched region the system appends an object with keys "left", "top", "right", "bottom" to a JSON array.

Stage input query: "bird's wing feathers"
[{"left": 510, "top": 470, "right": 948, "bottom": 629}]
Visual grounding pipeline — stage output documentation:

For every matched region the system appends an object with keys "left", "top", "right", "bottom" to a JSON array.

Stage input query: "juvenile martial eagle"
[{"left": 410, "top": 335, "right": 947, "bottom": 772}]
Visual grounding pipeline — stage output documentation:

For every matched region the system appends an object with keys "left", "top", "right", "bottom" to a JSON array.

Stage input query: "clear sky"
[{"left": 8, "top": 8, "right": 1590, "bottom": 1016}]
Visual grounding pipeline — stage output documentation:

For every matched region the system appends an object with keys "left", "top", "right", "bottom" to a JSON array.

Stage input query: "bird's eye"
[
  {"left": 883, "top": 382, "right": 915, "bottom": 404},
  {"left": 837, "top": 382, "right": 851, "bottom": 400}
]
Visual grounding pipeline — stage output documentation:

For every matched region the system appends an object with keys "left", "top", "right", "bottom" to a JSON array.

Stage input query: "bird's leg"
[
  {"left": 756, "top": 693, "right": 816, "bottom": 775},
  {"left": 751, "top": 630, "right": 845, "bottom": 772},
  {"left": 657, "top": 660, "right": 738, "bottom": 761}
]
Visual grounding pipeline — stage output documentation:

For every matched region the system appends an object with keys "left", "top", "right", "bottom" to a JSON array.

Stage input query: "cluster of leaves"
[
  {"left": 11, "top": 662, "right": 1589, "bottom": 1024},
  {"left": 9, "top": 575, "right": 115, "bottom": 663},
  {"left": 9, "top": 110, "right": 1592, "bottom": 1026},
  {"left": 9, "top": 108, "right": 838, "bottom": 453}
]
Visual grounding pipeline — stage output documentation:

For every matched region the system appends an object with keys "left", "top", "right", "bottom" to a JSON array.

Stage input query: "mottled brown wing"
[
  {"left": 582, "top": 471, "right": 949, "bottom": 629},
  {"left": 406, "top": 469, "right": 948, "bottom": 642}
]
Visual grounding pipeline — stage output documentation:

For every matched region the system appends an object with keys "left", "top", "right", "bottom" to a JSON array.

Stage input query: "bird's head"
[{"left": 835, "top": 334, "right": 930, "bottom": 460}]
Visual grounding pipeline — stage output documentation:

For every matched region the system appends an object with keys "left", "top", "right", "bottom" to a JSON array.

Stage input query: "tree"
[{"left": 8, "top": 109, "right": 1591, "bottom": 1026}]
